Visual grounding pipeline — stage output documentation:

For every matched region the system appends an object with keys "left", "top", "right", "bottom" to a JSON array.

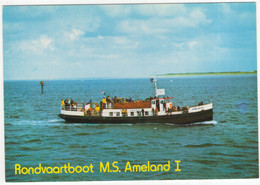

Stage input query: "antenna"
[{"left": 150, "top": 75, "right": 158, "bottom": 97}]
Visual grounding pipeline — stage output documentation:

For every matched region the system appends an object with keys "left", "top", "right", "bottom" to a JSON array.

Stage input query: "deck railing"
[
  {"left": 61, "top": 102, "right": 85, "bottom": 112},
  {"left": 61, "top": 105, "right": 84, "bottom": 112},
  {"left": 102, "top": 103, "right": 114, "bottom": 109}
]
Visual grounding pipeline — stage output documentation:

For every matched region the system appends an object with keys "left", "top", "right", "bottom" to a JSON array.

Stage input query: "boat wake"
[
  {"left": 164, "top": 120, "right": 217, "bottom": 126},
  {"left": 6, "top": 119, "right": 65, "bottom": 126},
  {"left": 191, "top": 120, "right": 218, "bottom": 125}
]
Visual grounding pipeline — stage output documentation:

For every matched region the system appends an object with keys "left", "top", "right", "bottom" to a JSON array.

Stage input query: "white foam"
[
  {"left": 7, "top": 119, "right": 64, "bottom": 126},
  {"left": 164, "top": 120, "right": 218, "bottom": 126},
  {"left": 192, "top": 120, "right": 218, "bottom": 125}
]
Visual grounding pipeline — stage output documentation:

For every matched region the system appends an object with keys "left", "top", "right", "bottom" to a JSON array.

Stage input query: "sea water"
[{"left": 4, "top": 75, "right": 258, "bottom": 181}]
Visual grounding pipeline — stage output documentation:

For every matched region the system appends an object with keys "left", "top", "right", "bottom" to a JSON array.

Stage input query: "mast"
[
  {"left": 154, "top": 75, "right": 158, "bottom": 97},
  {"left": 150, "top": 75, "right": 165, "bottom": 98}
]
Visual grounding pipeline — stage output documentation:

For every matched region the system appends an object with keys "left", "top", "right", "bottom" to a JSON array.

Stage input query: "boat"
[{"left": 58, "top": 77, "right": 213, "bottom": 124}]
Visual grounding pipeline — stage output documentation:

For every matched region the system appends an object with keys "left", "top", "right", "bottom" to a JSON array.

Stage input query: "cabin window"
[
  {"left": 137, "top": 111, "right": 141, "bottom": 116},
  {"left": 109, "top": 112, "right": 113, "bottom": 116},
  {"left": 131, "top": 112, "right": 134, "bottom": 116},
  {"left": 160, "top": 100, "right": 164, "bottom": 104},
  {"left": 116, "top": 112, "right": 120, "bottom": 117},
  {"left": 145, "top": 111, "right": 149, "bottom": 116},
  {"left": 152, "top": 101, "right": 155, "bottom": 104}
]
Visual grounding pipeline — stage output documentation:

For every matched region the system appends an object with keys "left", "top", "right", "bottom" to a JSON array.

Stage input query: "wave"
[
  {"left": 134, "top": 142, "right": 148, "bottom": 146},
  {"left": 192, "top": 159, "right": 214, "bottom": 165},
  {"left": 208, "top": 152, "right": 246, "bottom": 158},
  {"left": 24, "top": 138, "right": 42, "bottom": 143},
  {"left": 6, "top": 115, "right": 20, "bottom": 119},
  {"left": 72, "top": 131, "right": 106, "bottom": 136},
  {"left": 5, "top": 141, "right": 19, "bottom": 145},
  {"left": 19, "top": 146, "right": 53, "bottom": 151},
  {"left": 18, "top": 146, "right": 41, "bottom": 151},
  {"left": 68, "top": 144, "right": 88, "bottom": 149},
  {"left": 115, "top": 151, "right": 127, "bottom": 156},
  {"left": 72, "top": 132, "right": 91, "bottom": 136},
  {"left": 185, "top": 143, "right": 224, "bottom": 148}
]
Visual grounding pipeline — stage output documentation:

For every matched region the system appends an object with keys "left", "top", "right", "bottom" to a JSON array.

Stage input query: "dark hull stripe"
[{"left": 59, "top": 109, "right": 213, "bottom": 124}]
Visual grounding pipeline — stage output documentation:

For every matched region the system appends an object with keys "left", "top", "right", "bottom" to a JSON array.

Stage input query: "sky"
[{"left": 3, "top": 2, "right": 257, "bottom": 80}]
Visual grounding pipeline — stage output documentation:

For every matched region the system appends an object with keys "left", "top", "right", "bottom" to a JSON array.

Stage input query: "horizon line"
[{"left": 3, "top": 70, "right": 257, "bottom": 81}]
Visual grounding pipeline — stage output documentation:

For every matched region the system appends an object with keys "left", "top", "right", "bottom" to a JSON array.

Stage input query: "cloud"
[
  {"left": 3, "top": 3, "right": 256, "bottom": 80},
  {"left": 189, "top": 8, "right": 212, "bottom": 25},
  {"left": 101, "top": 4, "right": 211, "bottom": 34},
  {"left": 66, "top": 28, "right": 84, "bottom": 41},
  {"left": 188, "top": 41, "right": 198, "bottom": 49},
  {"left": 100, "top": 4, "right": 187, "bottom": 18},
  {"left": 135, "top": 4, "right": 187, "bottom": 17},
  {"left": 99, "top": 5, "right": 132, "bottom": 17},
  {"left": 118, "top": 19, "right": 167, "bottom": 34},
  {"left": 19, "top": 35, "right": 54, "bottom": 53},
  {"left": 3, "top": 6, "right": 58, "bottom": 21},
  {"left": 117, "top": 9, "right": 211, "bottom": 35},
  {"left": 221, "top": 3, "right": 232, "bottom": 14}
]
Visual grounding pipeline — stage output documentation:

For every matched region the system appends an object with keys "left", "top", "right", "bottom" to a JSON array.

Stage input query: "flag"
[
  {"left": 156, "top": 89, "right": 165, "bottom": 96},
  {"left": 101, "top": 90, "right": 106, "bottom": 97}
]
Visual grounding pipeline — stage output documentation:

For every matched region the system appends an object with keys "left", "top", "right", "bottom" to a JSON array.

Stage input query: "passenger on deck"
[
  {"left": 71, "top": 98, "right": 74, "bottom": 106},
  {"left": 87, "top": 107, "right": 93, "bottom": 116},
  {"left": 95, "top": 104, "right": 100, "bottom": 115},
  {"left": 102, "top": 98, "right": 106, "bottom": 103},
  {"left": 122, "top": 109, "right": 128, "bottom": 117},
  {"left": 198, "top": 101, "right": 203, "bottom": 105},
  {"left": 163, "top": 102, "right": 166, "bottom": 110},
  {"left": 64, "top": 99, "right": 68, "bottom": 106},
  {"left": 72, "top": 101, "right": 77, "bottom": 111},
  {"left": 64, "top": 99, "right": 69, "bottom": 110},
  {"left": 106, "top": 96, "right": 110, "bottom": 103},
  {"left": 61, "top": 99, "right": 65, "bottom": 106},
  {"left": 177, "top": 106, "right": 181, "bottom": 111}
]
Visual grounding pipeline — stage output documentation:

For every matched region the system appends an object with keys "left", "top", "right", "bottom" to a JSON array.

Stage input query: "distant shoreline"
[
  {"left": 4, "top": 71, "right": 257, "bottom": 81},
  {"left": 159, "top": 71, "right": 257, "bottom": 77}
]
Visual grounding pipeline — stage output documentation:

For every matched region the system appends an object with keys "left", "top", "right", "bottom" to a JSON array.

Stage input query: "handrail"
[{"left": 61, "top": 106, "right": 83, "bottom": 112}]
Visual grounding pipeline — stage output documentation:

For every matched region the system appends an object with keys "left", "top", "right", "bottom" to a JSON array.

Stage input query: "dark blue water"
[{"left": 4, "top": 75, "right": 258, "bottom": 181}]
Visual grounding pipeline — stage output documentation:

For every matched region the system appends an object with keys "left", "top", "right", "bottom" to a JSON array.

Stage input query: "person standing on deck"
[
  {"left": 95, "top": 104, "right": 100, "bottom": 116},
  {"left": 102, "top": 97, "right": 107, "bottom": 109}
]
